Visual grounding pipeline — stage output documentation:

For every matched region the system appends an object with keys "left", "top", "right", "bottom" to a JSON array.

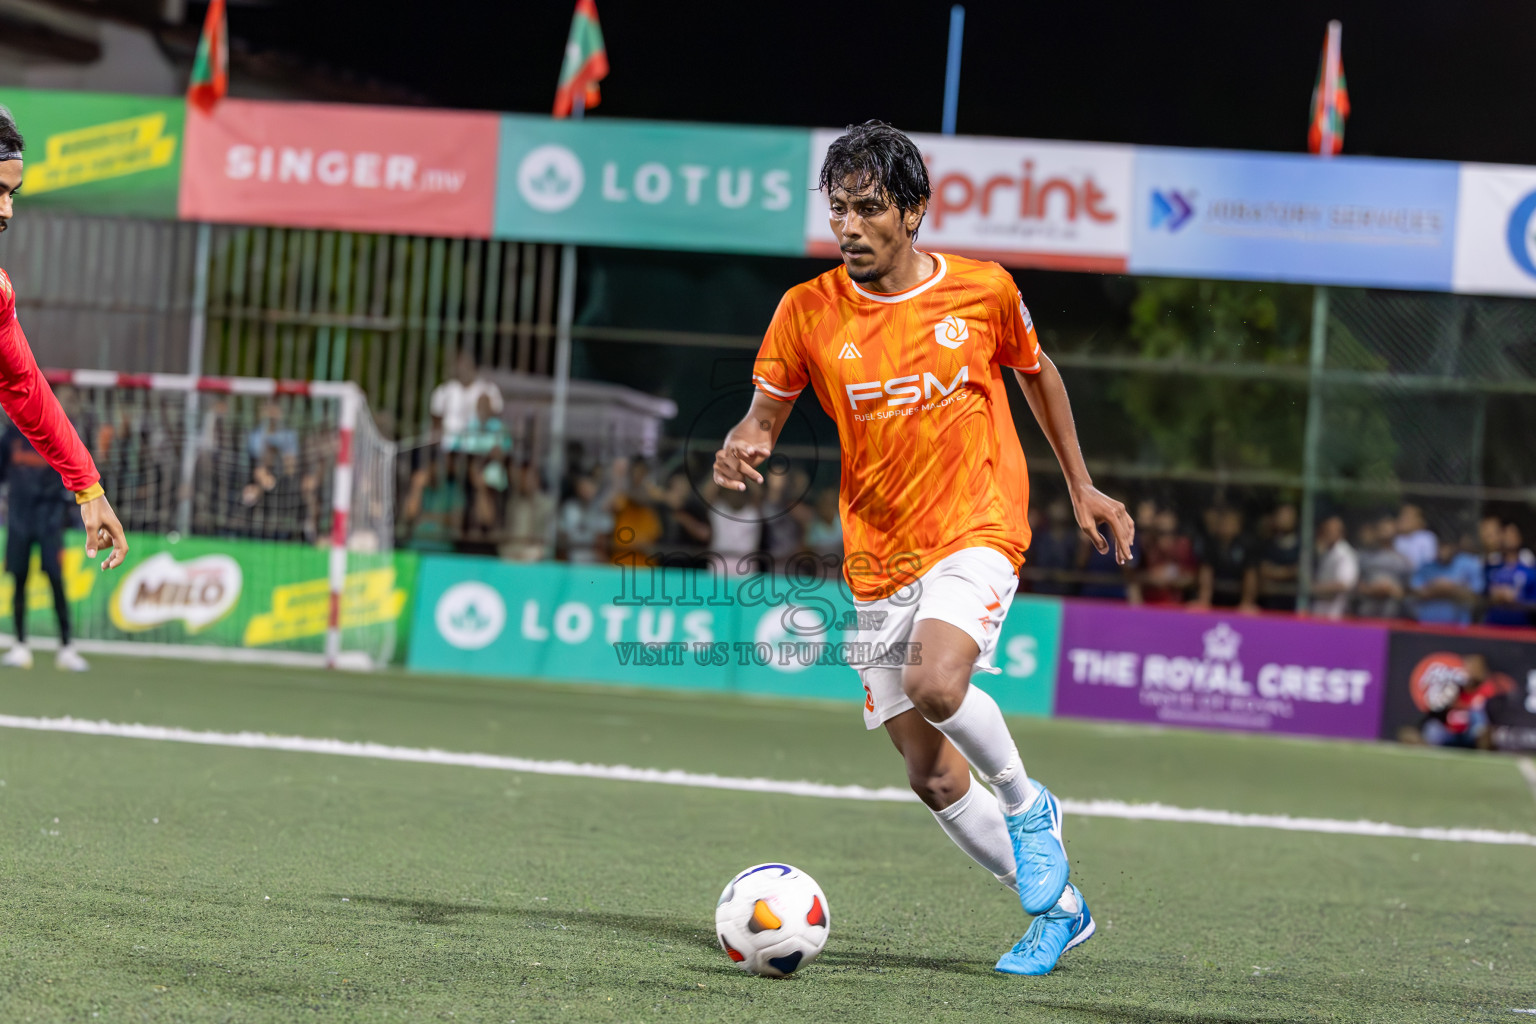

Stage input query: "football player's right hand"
[{"left": 713, "top": 441, "right": 771, "bottom": 491}]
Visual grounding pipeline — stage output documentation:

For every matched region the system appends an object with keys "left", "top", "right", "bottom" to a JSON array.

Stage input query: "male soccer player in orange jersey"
[
  {"left": 0, "top": 106, "right": 128, "bottom": 585},
  {"left": 714, "top": 121, "right": 1134, "bottom": 975}
]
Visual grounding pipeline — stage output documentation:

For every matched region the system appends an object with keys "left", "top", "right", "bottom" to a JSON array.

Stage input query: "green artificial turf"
[{"left": 1, "top": 659, "right": 1533, "bottom": 1022}]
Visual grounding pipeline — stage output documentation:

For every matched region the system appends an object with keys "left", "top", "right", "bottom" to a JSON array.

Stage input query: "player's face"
[
  {"left": 827, "top": 178, "right": 924, "bottom": 284},
  {"left": 0, "top": 160, "right": 21, "bottom": 233}
]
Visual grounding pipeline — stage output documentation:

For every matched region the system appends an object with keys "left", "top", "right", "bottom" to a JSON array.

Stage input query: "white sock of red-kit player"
[
  {"left": 930, "top": 776, "right": 1018, "bottom": 891},
  {"left": 929, "top": 684, "right": 1041, "bottom": 816}
]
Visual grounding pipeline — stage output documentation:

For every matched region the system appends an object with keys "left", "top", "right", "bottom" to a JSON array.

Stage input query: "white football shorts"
[{"left": 846, "top": 546, "right": 1019, "bottom": 730}]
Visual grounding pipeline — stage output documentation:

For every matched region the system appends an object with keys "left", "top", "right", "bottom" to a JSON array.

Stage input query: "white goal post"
[{"left": 4, "top": 368, "right": 400, "bottom": 668}]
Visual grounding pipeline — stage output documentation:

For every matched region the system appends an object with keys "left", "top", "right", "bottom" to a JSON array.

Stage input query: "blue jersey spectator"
[
  {"left": 1485, "top": 522, "right": 1536, "bottom": 627},
  {"left": 1410, "top": 539, "right": 1484, "bottom": 626}
]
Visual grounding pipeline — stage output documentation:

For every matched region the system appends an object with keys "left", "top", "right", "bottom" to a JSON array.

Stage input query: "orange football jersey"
[{"left": 753, "top": 252, "right": 1041, "bottom": 601}]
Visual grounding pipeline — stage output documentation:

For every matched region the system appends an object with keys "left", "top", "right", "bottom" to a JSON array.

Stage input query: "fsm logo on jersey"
[
  {"left": 496, "top": 115, "right": 810, "bottom": 255},
  {"left": 1452, "top": 165, "right": 1536, "bottom": 297}
]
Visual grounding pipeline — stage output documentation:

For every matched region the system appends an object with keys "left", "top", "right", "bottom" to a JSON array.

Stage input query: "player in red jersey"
[
  {"left": 0, "top": 106, "right": 128, "bottom": 580},
  {"left": 715, "top": 122, "right": 1134, "bottom": 975}
]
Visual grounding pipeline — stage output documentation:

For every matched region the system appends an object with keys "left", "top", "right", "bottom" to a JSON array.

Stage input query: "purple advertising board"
[{"left": 1054, "top": 602, "right": 1389, "bottom": 739}]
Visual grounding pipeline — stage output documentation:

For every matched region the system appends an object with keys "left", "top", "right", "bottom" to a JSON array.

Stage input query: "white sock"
[
  {"left": 929, "top": 685, "right": 1040, "bottom": 816},
  {"left": 931, "top": 776, "right": 1018, "bottom": 892}
]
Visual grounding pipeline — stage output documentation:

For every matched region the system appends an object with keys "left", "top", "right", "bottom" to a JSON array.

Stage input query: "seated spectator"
[
  {"left": 1410, "top": 537, "right": 1484, "bottom": 626},
  {"left": 1484, "top": 520, "right": 1536, "bottom": 627},
  {"left": 1077, "top": 530, "right": 1142, "bottom": 604},
  {"left": 805, "top": 487, "right": 843, "bottom": 562},
  {"left": 1258, "top": 503, "right": 1301, "bottom": 612},
  {"left": 656, "top": 470, "right": 712, "bottom": 567},
  {"left": 1393, "top": 504, "right": 1438, "bottom": 572},
  {"left": 246, "top": 402, "right": 299, "bottom": 462},
  {"left": 1141, "top": 508, "right": 1197, "bottom": 605},
  {"left": 610, "top": 458, "right": 663, "bottom": 561},
  {"left": 760, "top": 465, "right": 809, "bottom": 566},
  {"left": 1194, "top": 507, "right": 1258, "bottom": 610},
  {"left": 430, "top": 351, "right": 503, "bottom": 453},
  {"left": 706, "top": 481, "right": 763, "bottom": 575},
  {"left": 559, "top": 473, "right": 613, "bottom": 564},
  {"left": 1309, "top": 514, "right": 1358, "bottom": 620},
  {"left": 1025, "top": 499, "right": 1076, "bottom": 595},
  {"left": 1354, "top": 518, "right": 1413, "bottom": 619},
  {"left": 402, "top": 457, "right": 462, "bottom": 552},
  {"left": 502, "top": 462, "right": 556, "bottom": 563},
  {"left": 457, "top": 392, "right": 511, "bottom": 457}
]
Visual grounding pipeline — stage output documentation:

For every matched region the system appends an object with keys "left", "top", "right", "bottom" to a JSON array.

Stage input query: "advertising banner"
[
  {"left": 805, "top": 130, "right": 1133, "bottom": 272},
  {"left": 179, "top": 99, "right": 500, "bottom": 237},
  {"left": 408, "top": 557, "right": 1062, "bottom": 717},
  {"left": 1451, "top": 164, "right": 1536, "bottom": 298},
  {"left": 1379, "top": 628, "right": 1536, "bottom": 752},
  {"left": 1054, "top": 602, "right": 1388, "bottom": 739},
  {"left": 0, "top": 531, "right": 417, "bottom": 663},
  {"left": 495, "top": 115, "right": 810, "bottom": 255},
  {"left": 0, "top": 89, "right": 183, "bottom": 218},
  {"left": 1130, "top": 148, "right": 1460, "bottom": 290}
]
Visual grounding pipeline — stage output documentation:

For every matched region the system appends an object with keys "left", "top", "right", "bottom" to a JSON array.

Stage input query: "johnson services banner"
[
  {"left": 0, "top": 89, "right": 183, "bottom": 218},
  {"left": 178, "top": 98, "right": 500, "bottom": 237}
]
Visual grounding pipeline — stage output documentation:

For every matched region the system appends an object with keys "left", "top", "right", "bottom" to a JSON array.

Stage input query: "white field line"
[{"left": 3, "top": 713, "right": 1536, "bottom": 849}]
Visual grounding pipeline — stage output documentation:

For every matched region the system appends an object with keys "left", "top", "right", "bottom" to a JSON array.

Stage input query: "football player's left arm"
[{"left": 1013, "top": 355, "right": 1135, "bottom": 564}]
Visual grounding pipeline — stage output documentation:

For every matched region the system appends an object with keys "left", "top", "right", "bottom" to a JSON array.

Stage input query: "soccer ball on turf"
[{"left": 715, "top": 863, "right": 830, "bottom": 977}]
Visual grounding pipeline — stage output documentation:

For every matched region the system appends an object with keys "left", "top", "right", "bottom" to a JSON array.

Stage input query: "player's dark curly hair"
[
  {"left": 818, "top": 120, "right": 930, "bottom": 227},
  {"left": 0, "top": 104, "right": 23, "bottom": 157}
]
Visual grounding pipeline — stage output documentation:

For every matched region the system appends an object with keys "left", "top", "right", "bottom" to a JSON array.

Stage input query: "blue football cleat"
[
  {"left": 1005, "top": 784, "right": 1069, "bottom": 915},
  {"left": 995, "top": 884, "right": 1095, "bottom": 976}
]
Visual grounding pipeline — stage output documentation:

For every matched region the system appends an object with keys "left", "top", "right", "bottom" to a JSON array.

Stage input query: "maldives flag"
[
  {"left": 187, "top": 0, "right": 229, "bottom": 114},
  {"left": 1307, "top": 20, "right": 1349, "bottom": 155},
  {"left": 553, "top": 0, "right": 608, "bottom": 118}
]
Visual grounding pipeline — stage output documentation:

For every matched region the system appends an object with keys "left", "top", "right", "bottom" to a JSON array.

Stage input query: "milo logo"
[{"left": 110, "top": 552, "right": 242, "bottom": 633}]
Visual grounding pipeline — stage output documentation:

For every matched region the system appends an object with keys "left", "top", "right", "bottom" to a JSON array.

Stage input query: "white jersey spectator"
[
  {"left": 430, "top": 351, "right": 503, "bottom": 449},
  {"left": 1311, "top": 515, "right": 1359, "bottom": 620}
]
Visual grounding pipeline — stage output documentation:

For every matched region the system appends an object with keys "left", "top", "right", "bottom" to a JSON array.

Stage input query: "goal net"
[{"left": 0, "top": 371, "right": 399, "bottom": 667}]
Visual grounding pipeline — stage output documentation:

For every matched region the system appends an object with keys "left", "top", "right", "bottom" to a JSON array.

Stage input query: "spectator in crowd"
[
  {"left": 1484, "top": 520, "right": 1536, "bottom": 628},
  {"left": 610, "top": 458, "right": 663, "bottom": 561},
  {"left": 1077, "top": 529, "right": 1142, "bottom": 604},
  {"left": 1140, "top": 507, "right": 1197, "bottom": 605},
  {"left": 1354, "top": 517, "right": 1413, "bottom": 619},
  {"left": 1194, "top": 507, "right": 1258, "bottom": 610},
  {"left": 502, "top": 462, "right": 556, "bottom": 563},
  {"left": 1258, "top": 503, "right": 1301, "bottom": 612},
  {"left": 656, "top": 470, "right": 712, "bottom": 567},
  {"left": 458, "top": 392, "right": 510, "bottom": 458},
  {"left": 705, "top": 481, "right": 762, "bottom": 575},
  {"left": 805, "top": 487, "right": 843, "bottom": 562},
  {"left": 401, "top": 456, "right": 461, "bottom": 552},
  {"left": 760, "top": 465, "right": 812, "bottom": 566},
  {"left": 1394, "top": 504, "right": 1438, "bottom": 572},
  {"left": 246, "top": 401, "right": 299, "bottom": 463},
  {"left": 1025, "top": 499, "right": 1076, "bottom": 595},
  {"left": 429, "top": 351, "right": 503, "bottom": 453},
  {"left": 1481, "top": 514, "right": 1535, "bottom": 568},
  {"left": 1410, "top": 536, "right": 1484, "bottom": 626},
  {"left": 559, "top": 472, "right": 612, "bottom": 564},
  {"left": 1309, "top": 514, "right": 1358, "bottom": 619}
]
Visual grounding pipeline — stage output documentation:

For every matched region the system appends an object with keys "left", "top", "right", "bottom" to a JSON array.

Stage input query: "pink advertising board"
[{"left": 179, "top": 99, "right": 499, "bottom": 237}]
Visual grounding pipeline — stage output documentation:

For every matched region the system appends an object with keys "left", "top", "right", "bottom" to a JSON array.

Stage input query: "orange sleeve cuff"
[{"left": 74, "top": 482, "right": 104, "bottom": 505}]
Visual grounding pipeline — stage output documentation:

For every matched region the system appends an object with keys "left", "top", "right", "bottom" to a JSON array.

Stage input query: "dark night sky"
[{"left": 223, "top": 0, "right": 1536, "bottom": 165}]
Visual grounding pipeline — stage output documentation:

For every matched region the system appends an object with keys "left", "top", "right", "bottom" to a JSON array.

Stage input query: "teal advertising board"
[
  {"left": 494, "top": 115, "right": 811, "bottom": 255},
  {"left": 408, "top": 556, "right": 1062, "bottom": 717}
]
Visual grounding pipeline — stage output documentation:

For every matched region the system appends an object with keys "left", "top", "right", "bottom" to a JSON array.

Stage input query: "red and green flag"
[
  {"left": 187, "top": 0, "right": 229, "bottom": 114},
  {"left": 1307, "top": 20, "right": 1349, "bottom": 155},
  {"left": 554, "top": 0, "right": 608, "bottom": 118}
]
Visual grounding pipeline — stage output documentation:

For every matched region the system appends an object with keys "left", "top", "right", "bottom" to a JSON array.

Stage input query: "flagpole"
[
  {"left": 942, "top": 5, "right": 965, "bottom": 135},
  {"left": 175, "top": 220, "right": 212, "bottom": 538},
  {"left": 545, "top": 92, "right": 583, "bottom": 558}
]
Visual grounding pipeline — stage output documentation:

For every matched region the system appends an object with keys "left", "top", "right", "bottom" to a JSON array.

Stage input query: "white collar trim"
[{"left": 848, "top": 253, "right": 947, "bottom": 304}]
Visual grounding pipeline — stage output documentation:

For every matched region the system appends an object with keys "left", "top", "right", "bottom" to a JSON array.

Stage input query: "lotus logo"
[
  {"left": 1150, "top": 189, "right": 1195, "bottom": 231},
  {"left": 435, "top": 581, "right": 507, "bottom": 650},
  {"left": 517, "top": 144, "right": 584, "bottom": 213},
  {"left": 933, "top": 315, "right": 969, "bottom": 350},
  {"left": 1506, "top": 189, "right": 1536, "bottom": 279}
]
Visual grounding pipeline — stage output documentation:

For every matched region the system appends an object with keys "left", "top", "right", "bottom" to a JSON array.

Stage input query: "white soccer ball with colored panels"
[{"left": 715, "top": 863, "right": 830, "bottom": 977}]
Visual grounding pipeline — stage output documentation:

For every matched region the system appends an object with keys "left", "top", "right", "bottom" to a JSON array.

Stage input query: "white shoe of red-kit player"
[
  {"left": 2, "top": 644, "right": 34, "bottom": 669},
  {"left": 55, "top": 646, "right": 89, "bottom": 672}
]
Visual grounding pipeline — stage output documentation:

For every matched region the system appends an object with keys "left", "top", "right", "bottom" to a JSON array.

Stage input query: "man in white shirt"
[
  {"left": 429, "top": 351, "right": 503, "bottom": 452},
  {"left": 1312, "top": 514, "right": 1359, "bottom": 619}
]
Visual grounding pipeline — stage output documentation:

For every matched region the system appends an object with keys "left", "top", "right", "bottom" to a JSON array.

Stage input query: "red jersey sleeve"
[
  {"left": 752, "top": 292, "right": 812, "bottom": 403},
  {"left": 995, "top": 282, "right": 1043, "bottom": 374},
  {"left": 0, "top": 269, "right": 101, "bottom": 493}
]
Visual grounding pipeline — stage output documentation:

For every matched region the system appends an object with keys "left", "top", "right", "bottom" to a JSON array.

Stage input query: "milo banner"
[
  {"left": 0, "top": 532, "right": 418, "bottom": 664},
  {"left": 1379, "top": 627, "right": 1536, "bottom": 752},
  {"left": 1054, "top": 602, "right": 1389, "bottom": 739},
  {"left": 0, "top": 89, "right": 183, "bottom": 218},
  {"left": 408, "top": 556, "right": 1062, "bottom": 717}
]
